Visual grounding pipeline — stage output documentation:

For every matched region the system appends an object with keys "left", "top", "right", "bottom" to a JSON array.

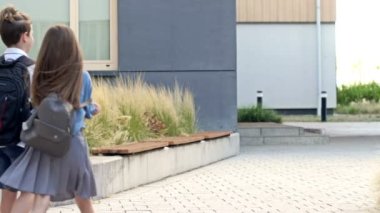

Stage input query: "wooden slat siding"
[
  {"left": 293, "top": 0, "right": 300, "bottom": 22},
  {"left": 306, "top": 0, "right": 315, "bottom": 22},
  {"left": 300, "top": 0, "right": 313, "bottom": 22},
  {"left": 278, "top": 0, "right": 290, "bottom": 22},
  {"left": 321, "top": 0, "right": 336, "bottom": 22},
  {"left": 252, "top": 0, "right": 265, "bottom": 20},
  {"left": 238, "top": 0, "right": 247, "bottom": 22},
  {"left": 262, "top": 0, "right": 277, "bottom": 22},
  {"left": 236, "top": 0, "right": 336, "bottom": 23}
]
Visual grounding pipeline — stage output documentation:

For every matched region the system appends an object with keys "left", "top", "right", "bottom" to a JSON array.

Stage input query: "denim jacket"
[{"left": 72, "top": 71, "right": 96, "bottom": 135}]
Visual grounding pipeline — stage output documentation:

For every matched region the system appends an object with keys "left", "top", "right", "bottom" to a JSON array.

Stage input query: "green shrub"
[
  {"left": 335, "top": 104, "right": 360, "bottom": 115},
  {"left": 238, "top": 106, "right": 282, "bottom": 123},
  {"left": 336, "top": 102, "right": 380, "bottom": 115},
  {"left": 337, "top": 82, "right": 380, "bottom": 105}
]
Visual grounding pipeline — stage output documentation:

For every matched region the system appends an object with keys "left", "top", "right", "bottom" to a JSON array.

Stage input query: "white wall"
[{"left": 237, "top": 24, "right": 336, "bottom": 109}]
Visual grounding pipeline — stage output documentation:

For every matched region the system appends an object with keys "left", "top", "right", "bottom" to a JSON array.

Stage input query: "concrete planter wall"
[{"left": 91, "top": 133, "right": 240, "bottom": 199}]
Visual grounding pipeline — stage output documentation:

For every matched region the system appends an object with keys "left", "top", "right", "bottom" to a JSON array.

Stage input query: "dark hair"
[
  {"left": 32, "top": 25, "right": 83, "bottom": 108},
  {"left": 0, "top": 6, "right": 31, "bottom": 47}
]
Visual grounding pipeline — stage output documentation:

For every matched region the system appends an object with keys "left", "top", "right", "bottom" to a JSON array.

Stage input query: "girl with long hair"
[{"left": 0, "top": 25, "right": 100, "bottom": 213}]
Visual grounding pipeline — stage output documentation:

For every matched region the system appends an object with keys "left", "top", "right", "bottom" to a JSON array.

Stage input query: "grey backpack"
[{"left": 20, "top": 93, "right": 73, "bottom": 157}]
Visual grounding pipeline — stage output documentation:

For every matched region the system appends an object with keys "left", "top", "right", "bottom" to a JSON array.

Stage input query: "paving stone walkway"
[{"left": 49, "top": 136, "right": 380, "bottom": 213}]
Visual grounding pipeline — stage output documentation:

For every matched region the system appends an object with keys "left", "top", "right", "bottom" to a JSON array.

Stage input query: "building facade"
[
  {"left": 236, "top": 0, "right": 336, "bottom": 113},
  {"left": 0, "top": 0, "right": 237, "bottom": 131}
]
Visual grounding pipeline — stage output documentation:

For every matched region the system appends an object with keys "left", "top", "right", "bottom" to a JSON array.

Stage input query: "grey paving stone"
[{"left": 49, "top": 138, "right": 380, "bottom": 213}]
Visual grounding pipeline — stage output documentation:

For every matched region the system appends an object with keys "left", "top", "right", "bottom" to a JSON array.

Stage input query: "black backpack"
[{"left": 0, "top": 55, "right": 34, "bottom": 146}]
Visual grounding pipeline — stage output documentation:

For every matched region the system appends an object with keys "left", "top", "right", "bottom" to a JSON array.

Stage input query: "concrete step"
[
  {"left": 238, "top": 122, "right": 329, "bottom": 146},
  {"left": 238, "top": 122, "right": 304, "bottom": 137},
  {"left": 240, "top": 134, "right": 329, "bottom": 146}
]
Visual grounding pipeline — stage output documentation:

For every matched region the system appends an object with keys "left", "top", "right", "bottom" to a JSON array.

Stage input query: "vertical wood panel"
[
  {"left": 271, "top": 0, "right": 279, "bottom": 22},
  {"left": 252, "top": 0, "right": 262, "bottom": 21},
  {"left": 299, "top": 0, "right": 308, "bottom": 22},
  {"left": 276, "top": 0, "right": 282, "bottom": 21},
  {"left": 288, "top": 0, "right": 295, "bottom": 22},
  {"left": 322, "top": 0, "right": 336, "bottom": 22},
  {"left": 306, "top": 0, "right": 315, "bottom": 22},
  {"left": 322, "top": 0, "right": 329, "bottom": 21},
  {"left": 263, "top": 0, "right": 271, "bottom": 22},
  {"left": 293, "top": 0, "right": 301, "bottom": 22},
  {"left": 236, "top": 0, "right": 247, "bottom": 22}
]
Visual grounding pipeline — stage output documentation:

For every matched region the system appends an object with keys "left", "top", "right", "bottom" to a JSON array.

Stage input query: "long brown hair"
[
  {"left": 0, "top": 6, "right": 31, "bottom": 47},
  {"left": 32, "top": 25, "right": 83, "bottom": 108}
]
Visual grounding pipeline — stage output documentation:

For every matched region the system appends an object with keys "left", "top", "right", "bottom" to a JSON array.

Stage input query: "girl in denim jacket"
[{"left": 0, "top": 25, "right": 100, "bottom": 213}]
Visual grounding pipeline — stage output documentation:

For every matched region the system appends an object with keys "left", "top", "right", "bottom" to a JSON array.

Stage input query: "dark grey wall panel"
[
  {"left": 116, "top": 0, "right": 237, "bottom": 131},
  {"left": 120, "top": 71, "right": 237, "bottom": 131},
  {"left": 118, "top": 0, "right": 236, "bottom": 71}
]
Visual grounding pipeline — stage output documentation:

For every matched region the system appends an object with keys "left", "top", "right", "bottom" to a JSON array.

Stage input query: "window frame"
[{"left": 70, "top": 0, "right": 118, "bottom": 71}]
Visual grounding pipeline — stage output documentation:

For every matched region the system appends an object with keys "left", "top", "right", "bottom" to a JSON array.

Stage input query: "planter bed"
[{"left": 89, "top": 131, "right": 239, "bottom": 199}]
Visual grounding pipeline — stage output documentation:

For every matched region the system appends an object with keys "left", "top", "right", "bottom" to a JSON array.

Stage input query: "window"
[
  {"left": 0, "top": 0, "right": 70, "bottom": 59},
  {"left": 75, "top": 0, "right": 118, "bottom": 70},
  {"left": 0, "top": 0, "right": 117, "bottom": 71}
]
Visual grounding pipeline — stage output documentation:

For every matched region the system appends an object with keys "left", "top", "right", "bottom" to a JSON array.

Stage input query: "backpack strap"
[
  {"left": 0, "top": 55, "right": 5, "bottom": 65},
  {"left": 12, "top": 56, "right": 34, "bottom": 100},
  {"left": 0, "top": 55, "right": 34, "bottom": 68},
  {"left": 0, "top": 55, "right": 34, "bottom": 84},
  {"left": 15, "top": 55, "right": 35, "bottom": 67},
  {"left": 22, "top": 109, "right": 37, "bottom": 131},
  {"left": 0, "top": 55, "right": 17, "bottom": 68}
]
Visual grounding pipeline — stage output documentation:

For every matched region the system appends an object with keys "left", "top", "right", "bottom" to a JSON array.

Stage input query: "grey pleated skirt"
[{"left": 0, "top": 133, "right": 97, "bottom": 202}]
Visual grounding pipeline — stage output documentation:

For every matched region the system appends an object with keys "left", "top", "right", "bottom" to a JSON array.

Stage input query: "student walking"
[
  {"left": 0, "top": 6, "right": 34, "bottom": 213},
  {"left": 0, "top": 25, "right": 100, "bottom": 213}
]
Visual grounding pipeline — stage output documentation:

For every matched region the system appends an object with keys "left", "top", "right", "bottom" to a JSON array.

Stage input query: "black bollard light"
[
  {"left": 321, "top": 91, "right": 327, "bottom": 122},
  {"left": 257, "top": 90, "right": 263, "bottom": 108}
]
